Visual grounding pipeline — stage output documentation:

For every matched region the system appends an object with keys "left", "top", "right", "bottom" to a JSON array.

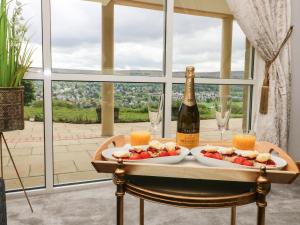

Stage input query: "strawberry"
[
  {"left": 140, "top": 151, "right": 151, "bottom": 159},
  {"left": 233, "top": 156, "right": 246, "bottom": 165},
  {"left": 159, "top": 151, "right": 169, "bottom": 157},
  {"left": 129, "top": 153, "right": 141, "bottom": 160},
  {"left": 203, "top": 152, "right": 214, "bottom": 158},
  {"left": 168, "top": 150, "right": 178, "bottom": 156},
  {"left": 266, "top": 159, "right": 276, "bottom": 166},
  {"left": 242, "top": 160, "right": 253, "bottom": 167},
  {"left": 213, "top": 153, "right": 223, "bottom": 160}
]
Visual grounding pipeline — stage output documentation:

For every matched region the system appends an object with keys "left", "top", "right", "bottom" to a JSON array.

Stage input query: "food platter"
[
  {"left": 191, "top": 146, "right": 287, "bottom": 170},
  {"left": 102, "top": 144, "right": 189, "bottom": 164}
]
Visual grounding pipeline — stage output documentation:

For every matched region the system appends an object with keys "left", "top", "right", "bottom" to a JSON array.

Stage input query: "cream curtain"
[{"left": 226, "top": 0, "right": 292, "bottom": 149}]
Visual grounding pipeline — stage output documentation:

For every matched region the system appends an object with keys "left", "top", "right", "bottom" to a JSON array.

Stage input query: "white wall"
[{"left": 288, "top": 0, "right": 300, "bottom": 160}]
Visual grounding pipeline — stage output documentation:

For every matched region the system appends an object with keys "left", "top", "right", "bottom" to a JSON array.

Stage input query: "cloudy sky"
[{"left": 22, "top": 0, "right": 245, "bottom": 73}]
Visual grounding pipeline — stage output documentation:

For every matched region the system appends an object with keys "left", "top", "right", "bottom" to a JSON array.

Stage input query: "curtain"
[{"left": 226, "top": 0, "right": 292, "bottom": 149}]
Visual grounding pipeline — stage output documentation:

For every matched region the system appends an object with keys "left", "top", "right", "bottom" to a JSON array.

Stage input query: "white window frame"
[{"left": 8, "top": 0, "right": 257, "bottom": 196}]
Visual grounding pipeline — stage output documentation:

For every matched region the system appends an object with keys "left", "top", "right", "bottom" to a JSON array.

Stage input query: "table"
[{"left": 92, "top": 135, "right": 299, "bottom": 225}]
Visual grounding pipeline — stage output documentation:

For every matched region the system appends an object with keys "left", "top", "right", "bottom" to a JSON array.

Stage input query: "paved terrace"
[{"left": 1, "top": 119, "right": 242, "bottom": 190}]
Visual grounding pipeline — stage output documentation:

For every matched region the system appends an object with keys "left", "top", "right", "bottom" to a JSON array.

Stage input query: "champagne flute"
[
  {"left": 214, "top": 96, "right": 232, "bottom": 141},
  {"left": 148, "top": 93, "right": 164, "bottom": 138}
]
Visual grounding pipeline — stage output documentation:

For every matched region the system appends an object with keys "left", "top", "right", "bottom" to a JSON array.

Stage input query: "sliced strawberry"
[
  {"left": 242, "top": 160, "right": 253, "bottom": 167},
  {"left": 266, "top": 159, "right": 276, "bottom": 166},
  {"left": 213, "top": 153, "right": 223, "bottom": 160},
  {"left": 147, "top": 147, "right": 158, "bottom": 153},
  {"left": 233, "top": 156, "right": 246, "bottom": 165},
  {"left": 203, "top": 152, "right": 214, "bottom": 158},
  {"left": 129, "top": 153, "right": 141, "bottom": 160},
  {"left": 168, "top": 150, "right": 177, "bottom": 156},
  {"left": 140, "top": 151, "right": 151, "bottom": 159},
  {"left": 159, "top": 151, "right": 169, "bottom": 157}
]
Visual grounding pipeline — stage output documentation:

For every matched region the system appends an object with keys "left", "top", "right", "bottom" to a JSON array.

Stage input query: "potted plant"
[{"left": 0, "top": 0, "right": 33, "bottom": 132}]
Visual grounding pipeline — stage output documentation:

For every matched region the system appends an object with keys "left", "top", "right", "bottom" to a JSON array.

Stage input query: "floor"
[
  {"left": 2, "top": 119, "right": 242, "bottom": 190},
  {"left": 6, "top": 177, "right": 300, "bottom": 225}
]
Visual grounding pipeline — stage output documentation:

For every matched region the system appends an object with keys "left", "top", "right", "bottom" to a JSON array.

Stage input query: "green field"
[{"left": 24, "top": 101, "right": 243, "bottom": 123}]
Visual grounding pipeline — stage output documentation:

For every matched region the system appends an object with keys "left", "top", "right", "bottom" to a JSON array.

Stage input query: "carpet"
[{"left": 6, "top": 178, "right": 300, "bottom": 225}]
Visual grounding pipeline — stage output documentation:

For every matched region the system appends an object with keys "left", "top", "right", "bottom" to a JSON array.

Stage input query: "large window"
[
  {"left": 16, "top": 0, "right": 255, "bottom": 192},
  {"left": 52, "top": 81, "right": 163, "bottom": 185},
  {"left": 5, "top": 81, "right": 44, "bottom": 191}
]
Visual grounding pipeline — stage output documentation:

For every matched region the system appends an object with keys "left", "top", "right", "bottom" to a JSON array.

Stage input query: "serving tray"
[{"left": 91, "top": 135, "right": 299, "bottom": 184}]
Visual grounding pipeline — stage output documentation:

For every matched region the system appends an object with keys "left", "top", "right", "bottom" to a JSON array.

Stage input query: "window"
[
  {"left": 5, "top": 80, "right": 44, "bottom": 190},
  {"left": 171, "top": 84, "right": 251, "bottom": 140},
  {"left": 51, "top": 0, "right": 101, "bottom": 71},
  {"left": 17, "top": 0, "right": 255, "bottom": 192},
  {"left": 115, "top": 4, "right": 164, "bottom": 75},
  {"left": 20, "top": 0, "right": 43, "bottom": 68},
  {"left": 52, "top": 81, "right": 163, "bottom": 185}
]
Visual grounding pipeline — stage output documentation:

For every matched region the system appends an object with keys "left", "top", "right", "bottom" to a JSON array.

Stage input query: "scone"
[
  {"left": 113, "top": 150, "right": 130, "bottom": 158},
  {"left": 164, "top": 142, "right": 177, "bottom": 151},
  {"left": 218, "top": 147, "right": 235, "bottom": 155},
  {"left": 149, "top": 140, "right": 163, "bottom": 150},
  {"left": 203, "top": 145, "right": 219, "bottom": 153},
  {"left": 256, "top": 153, "right": 271, "bottom": 163},
  {"left": 238, "top": 150, "right": 259, "bottom": 159}
]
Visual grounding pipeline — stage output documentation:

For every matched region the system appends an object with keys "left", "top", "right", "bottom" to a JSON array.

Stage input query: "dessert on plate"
[
  {"left": 112, "top": 140, "right": 181, "bottom": 160},
  {"left": 200, "top": 145, "right": 276, "bottom": 168}
]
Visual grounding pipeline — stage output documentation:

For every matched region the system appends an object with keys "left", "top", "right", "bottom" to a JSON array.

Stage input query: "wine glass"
[
  {"left": 148, "top": 93, "right": 164, "bottom": 138},
  {"left": 214, "top": 96, "right": 232, "bottom": 141}
]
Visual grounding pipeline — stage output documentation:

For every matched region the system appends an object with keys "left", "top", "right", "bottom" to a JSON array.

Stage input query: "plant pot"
[{"left": 0, "top": 87, "right": 24, "bottom": 132}]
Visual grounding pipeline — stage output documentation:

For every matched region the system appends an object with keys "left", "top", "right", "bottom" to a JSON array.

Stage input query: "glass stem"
[{"left": 220, "top": 130, "right": 224, "bottom": 142}]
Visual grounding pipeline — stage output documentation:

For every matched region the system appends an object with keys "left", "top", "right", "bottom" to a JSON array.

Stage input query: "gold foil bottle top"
[{"left": 185, "top": 66, "right": 195, "bottom": 78}]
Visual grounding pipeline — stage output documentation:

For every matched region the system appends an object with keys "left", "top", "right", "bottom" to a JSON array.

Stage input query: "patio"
[{"left": 2, "top": 119, "right": 242, "bottom": 190}]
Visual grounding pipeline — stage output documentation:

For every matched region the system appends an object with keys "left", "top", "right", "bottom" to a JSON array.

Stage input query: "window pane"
[
  {"left": 51, "top": 0, "right": 101, "bottom": 70},
  {"left": 18, "top": 0, "right": 43, "bottom": 68},
  {"left": 51, "top": 0, "right": 164, "bottom": 76},
  {"left": 52, "top": 81, "right": 163, "bottom": 185},
  {"left": 115, "top": 3, "right": 164, "bottom": 76},
  {"left": 4, "top": 80, "right": 44, "bottom": 190},
  {"left": 173, "top": 1, "right": 248, "bottom": 79},
  {"left": 171, "top": 84, "right": 251, "bottom": 140}
]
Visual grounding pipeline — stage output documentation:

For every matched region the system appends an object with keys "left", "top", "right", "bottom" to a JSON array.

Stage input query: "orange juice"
[
  {"left": 233, "top": 134, "right": 256, "bottom": 150},
  {"left": 130, "top": 131, "right": 151, "bottom": 146}
]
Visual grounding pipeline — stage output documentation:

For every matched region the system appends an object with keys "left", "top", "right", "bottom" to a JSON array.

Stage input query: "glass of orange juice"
[
  {"left": 130, "top": 130, "right": 151, "bottom": 146},
  {"left": 232, "top": 130, "right": 256, "bottom": 150}
]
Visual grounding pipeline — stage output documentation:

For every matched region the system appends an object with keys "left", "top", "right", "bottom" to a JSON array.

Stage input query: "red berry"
[
  {"left": 266, "top": 159, "right": 276, "bottom": 166},
  {"left": 159, "top": 151, "right": 169, "bottom": 157},
  {"left": 168, "top": 150, "right": 177, "bottom": 156},
  {"left": 233, "top": 156, "right": 246, "bottom": 164},
  {"left": 242, "top": 160, "right": 253, "bottom": 167},
  {"left": 213, "top": 153, "right": 223, "bottom": 160},
  {"left": 140, "top": 151, "right": 151, "bottom": 159},
  {"left": 129, "top": 153, "right": 141, "bottom": 160},
  {"left": 203, "top": 152, "right": 214, "bottom": 158}
]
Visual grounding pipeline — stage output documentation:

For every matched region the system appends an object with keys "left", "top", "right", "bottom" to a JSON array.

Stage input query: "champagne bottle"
[{"left": 176, "top": 66, "right": 200, "bottom": 149}]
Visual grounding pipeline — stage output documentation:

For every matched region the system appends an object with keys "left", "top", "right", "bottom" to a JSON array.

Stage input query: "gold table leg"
[
  {"left": 114, "top": 159, "right": 126, "bottom": 225},
  {"left": 231, "top": 206, "right": 236, "bottom": 225},
  {"left": 140, "top": 198, "right": 144, "bottom": 225},
  {"left": 256, "top": 166, "right": 270, "bottom": 225}
]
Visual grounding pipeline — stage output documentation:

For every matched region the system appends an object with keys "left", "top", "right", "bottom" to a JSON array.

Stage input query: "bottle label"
[{"left": 176, "top": 132, "right": 199, "bottom": 149}]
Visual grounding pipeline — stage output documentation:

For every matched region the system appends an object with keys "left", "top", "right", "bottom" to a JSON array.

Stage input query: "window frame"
[{"left": 14, "top": 0, "right": 258, "bottom": 195}]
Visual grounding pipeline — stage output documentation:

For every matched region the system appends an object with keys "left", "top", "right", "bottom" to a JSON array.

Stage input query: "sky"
[{"left": 21, "top": 0, "right": 246, "bottom": 73}]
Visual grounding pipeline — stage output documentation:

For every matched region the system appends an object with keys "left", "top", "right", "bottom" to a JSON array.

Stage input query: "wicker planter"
[{"left": 0, "top": 87, "right": 24, "bottom": 132}]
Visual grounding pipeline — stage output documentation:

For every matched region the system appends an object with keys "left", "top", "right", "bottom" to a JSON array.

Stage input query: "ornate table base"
[{"left": 113, "top": 159, "right": 270, "bottom": 225}]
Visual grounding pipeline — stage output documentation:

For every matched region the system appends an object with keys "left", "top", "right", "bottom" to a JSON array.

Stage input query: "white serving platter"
[
  {"left": 102, "top": 145, "right": 190, "bottom": 164},
  {"left": 191, "top": 146, "right": 287, "bottom": 170}
]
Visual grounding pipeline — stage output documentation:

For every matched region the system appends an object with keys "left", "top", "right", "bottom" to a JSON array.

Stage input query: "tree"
[{"left": 22, "top": 80, "right": 36, "bottom": 105}]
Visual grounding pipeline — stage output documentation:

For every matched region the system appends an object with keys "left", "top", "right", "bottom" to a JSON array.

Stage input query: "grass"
[{"left": 24, "top": 103, "right": 244, "bottom": 124}]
